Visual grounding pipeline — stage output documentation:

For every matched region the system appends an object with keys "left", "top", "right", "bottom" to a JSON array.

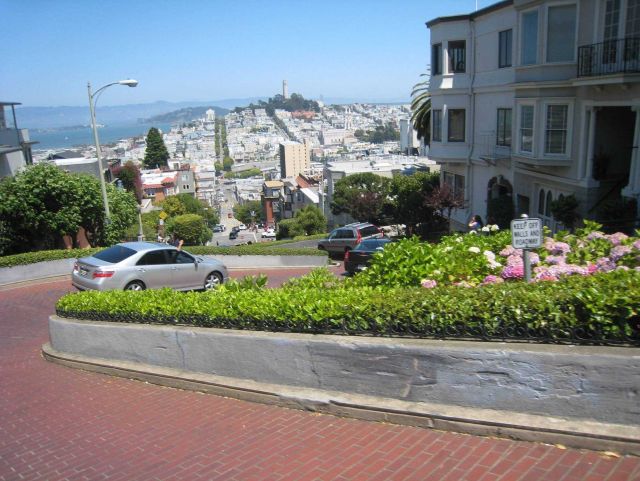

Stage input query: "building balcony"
[{"left": 578, "top": 37, "right": 640, "bottom": 78}]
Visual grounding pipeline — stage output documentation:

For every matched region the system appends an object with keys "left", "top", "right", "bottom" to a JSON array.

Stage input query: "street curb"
[
  {"left": 0, "top": 255, "right": 329, "bottom": 287},
  {"left": 42, "top": 342, "right": 640, "bottom": 455}
]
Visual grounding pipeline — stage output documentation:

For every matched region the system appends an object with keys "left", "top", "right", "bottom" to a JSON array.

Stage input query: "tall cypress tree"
[{"left": 143, "top": 127, "right": 169, "bottom": 168}]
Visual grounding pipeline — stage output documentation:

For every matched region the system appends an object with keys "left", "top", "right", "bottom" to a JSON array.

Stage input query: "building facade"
[
  {"left": 427, "top": 0, "right": 640, "bottom": 231},
  {"left": 0, "top": 102, "right": 36, "bottom": 178},
  {"left": 279, "top": 141, "right": 310, "bottom": 177}
]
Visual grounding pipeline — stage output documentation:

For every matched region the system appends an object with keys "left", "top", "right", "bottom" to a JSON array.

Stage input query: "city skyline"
[{"left": 2, "top": 0, "right": 495, "bottom": 107}]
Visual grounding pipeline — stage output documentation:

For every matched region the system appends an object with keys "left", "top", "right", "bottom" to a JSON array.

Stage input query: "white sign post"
[{"left": 510, "top": 218, "right": 543, "bottom": 282}]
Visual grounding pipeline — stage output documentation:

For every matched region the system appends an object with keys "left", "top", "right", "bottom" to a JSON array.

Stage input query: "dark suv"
[{"left": 317, "top": 223, "right": 383, "bottom": 257}]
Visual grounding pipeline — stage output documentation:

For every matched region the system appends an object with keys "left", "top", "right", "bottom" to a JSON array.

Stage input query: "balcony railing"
[{"left": 578, "top": 37, "right": 640, "bottom": 77}]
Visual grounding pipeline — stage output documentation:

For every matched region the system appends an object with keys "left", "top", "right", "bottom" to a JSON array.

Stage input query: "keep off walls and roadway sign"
[{"left": 510, "top": 217, "right": 543, "bottom": 282}]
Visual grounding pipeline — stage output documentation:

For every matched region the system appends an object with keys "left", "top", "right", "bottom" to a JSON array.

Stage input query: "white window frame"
[
  {"left": 517, "top": 102, "right": 536, "bottom": 156},
  {"left": 520, "top": 7, "right": 540, "bottom": 66},
  {"left": 541, "top": 99, "right": 574, "bottom": 159},
  {"left": 432, "top": 109, "right": 443, "bottom": 142},
  {"left": 543, "top": 2, "right": 578, "bottom": 64}
]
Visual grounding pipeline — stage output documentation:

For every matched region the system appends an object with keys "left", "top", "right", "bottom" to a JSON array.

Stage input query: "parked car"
[
  {"left": 212, "top": 225, "right": 224, "bottom": 233},
  {"left": 344, "top": 238, "right": 393, "bottom": 274},
  {"left": 229, "top": 230, "right": 239, "bottom": 240},
  {"left": 317, "top": 222, "right": 384, "bottom": 257},
  {"left": 71, "top": 241, "right": 229, "bottom": 292},
  {"left": 261, "top": 228, "right": 276, "bottom": 239},
  {"left": 238, "top": 223, "right": 247, "bottom": 230}
]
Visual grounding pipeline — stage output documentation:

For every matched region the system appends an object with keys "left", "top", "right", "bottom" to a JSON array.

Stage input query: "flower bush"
[{"left": 354, "top": 220, "right": 640, "bottom": 289}]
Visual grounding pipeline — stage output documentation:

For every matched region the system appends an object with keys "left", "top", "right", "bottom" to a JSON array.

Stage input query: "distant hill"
[
  {"left": 143, "top": 106, "right": 229, "bottom": 124},
  {"left": 15, "top": 98, "right": 265, "bottom": 130}
]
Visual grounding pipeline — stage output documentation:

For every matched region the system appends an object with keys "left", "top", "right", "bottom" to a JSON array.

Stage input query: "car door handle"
[
  {"left": 136, "top": 268, "right": 145, "bottom": 272},
  {"left": 171, "top": 267, "right": 178, "bottom": 270}
]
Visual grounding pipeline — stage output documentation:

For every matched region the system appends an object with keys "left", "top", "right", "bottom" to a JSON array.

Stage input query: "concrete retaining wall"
[
  {"left": 48, "top": 316, "right": 640, "bottom": 426},
  {"left": 0, "top": 255, "right": 328, "bottom": 286}
]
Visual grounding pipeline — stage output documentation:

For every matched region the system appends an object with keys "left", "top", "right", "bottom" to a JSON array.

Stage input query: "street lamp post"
[{"left": 88, "top": 79, "right": 138, "bottom": 223}]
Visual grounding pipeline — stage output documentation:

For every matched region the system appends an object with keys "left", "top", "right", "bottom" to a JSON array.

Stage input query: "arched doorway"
[{"left": 487, "top": 176, "right": 514, "bottom": 227}]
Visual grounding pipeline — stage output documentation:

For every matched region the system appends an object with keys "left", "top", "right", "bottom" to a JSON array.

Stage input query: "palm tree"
[{"left": 410, "top": 71, "right": 431, "bottom": 144}]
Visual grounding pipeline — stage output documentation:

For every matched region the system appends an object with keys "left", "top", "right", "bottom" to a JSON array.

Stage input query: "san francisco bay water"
[{"left": 32, "top": 122, "right": 173, "bottom": 151}]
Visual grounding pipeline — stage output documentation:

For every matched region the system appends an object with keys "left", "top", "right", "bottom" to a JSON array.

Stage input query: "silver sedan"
[{"left": 72, "top": 241, "right": 229, "bottom": 291}]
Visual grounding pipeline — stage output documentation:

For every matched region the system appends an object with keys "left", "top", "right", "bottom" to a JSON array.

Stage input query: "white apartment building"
[{"left": 428, "top": 0, "right": 640, "bottom": 231}]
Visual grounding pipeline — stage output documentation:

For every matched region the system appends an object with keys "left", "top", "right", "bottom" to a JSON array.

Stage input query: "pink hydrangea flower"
[
  {"left": 506, "top": 255, "right": 523, "bottom": 267},
  {"left": 481, "top": 275, "right": 504, "bottom": 285},
  {"left": 499, "top": 245, "right": 521, "bottom": 257},
  {"left": 606, "top": 232, "right": 629, "bottom": 246},
  {"left": 554, "top": 264, "right": 589, "bottom": 276},
  {"left": 586, "top": 231, "right": 606, "bottom": 241},
  {"left": 544, "top": 239, "right": 571, "bottom": 255},
  {"left": 610, "top": 245, "right": 632, "bottom": 261},
  {"left": 421, "top": 279, "right": 437, "bottom": 289},
  {"left": 501, "top": 264, "right": 524, "bottom": 279},
  {"left": 587, "top": 263, "right": 598, "bottom": 274},
  {"left": 595, "top": 257, "right": 616, "bottom": 273},
  {"left": 633, "top": 239, "right": 640, "bottom": 251},
  {"left": 533, "top": 267, "right": 559, "bottom": 282},
  {"left": 545, "top": 255, "right": 566, "bottom": 265}
]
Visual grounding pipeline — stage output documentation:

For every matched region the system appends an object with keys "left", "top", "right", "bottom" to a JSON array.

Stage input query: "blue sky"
[{"left": 1, "top": 0, "right": 494, "bottom": 107}]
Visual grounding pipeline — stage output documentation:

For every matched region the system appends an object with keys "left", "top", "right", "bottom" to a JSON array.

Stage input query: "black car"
[
  {"left": 229, "top": 230, "right": 239, "bottom": 240},
  {"left": 343, "top": 238, "right": 392, "bottom": 274}
]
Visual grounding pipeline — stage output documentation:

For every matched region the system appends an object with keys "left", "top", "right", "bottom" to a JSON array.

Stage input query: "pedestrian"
[
  {"left": 169, "top": 233, "right": 184, "bottom": 251},
  {"left": 468, "top": 214, "right": 483, "bottom": 231}
]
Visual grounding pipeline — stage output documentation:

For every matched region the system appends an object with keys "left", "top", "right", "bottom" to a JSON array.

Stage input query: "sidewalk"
[{"left": 1, "top": 279, "right": 639, "bottom": 481}]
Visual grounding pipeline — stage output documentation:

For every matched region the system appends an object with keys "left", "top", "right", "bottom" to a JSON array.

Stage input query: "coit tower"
[{"left": 283, "top": 80, "right": 288, "bottom": 100}]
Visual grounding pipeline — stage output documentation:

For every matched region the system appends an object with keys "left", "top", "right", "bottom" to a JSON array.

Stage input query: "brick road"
[{"left": 1, "top": 274, "right": 639, "bottom": 481}]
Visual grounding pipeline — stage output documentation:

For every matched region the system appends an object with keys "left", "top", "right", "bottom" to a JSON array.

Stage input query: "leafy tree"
[
  {"left": 233, "top": 200, "right": 264, "bottom": 225},
  {"left": 160, "top": 194, "right": 218, "bottom": 226},
  {"left": 159, "top": 196, "right": 187, "bottom": 217},
  {"left": 166, "top": 214, "right": 211, "bottom": 245},
  {"left": 223, "top": 156, "right": 234, "bottom": 172},
  {"left": 424, "top": 183, "right": 464, "bottom": 233},
  {"left": 101, "top": 187, "right": 139, "bottom": 246},
  {"left": 331, "top": 173, "right": 392, "bottom": 225},
  {"left": 214, "top": 161, "right": 223, "bottom": 175},
  {"left": 225, "top": 168, "right": 263, "bottom": 179},
  {"left": 550, "top": 194, "right": 580, "bottom": 230},
  {"left": 390, "top": 172, "right": 440, "bottom": 233},
  {"left": 411, "top": 73, "right": 431, "bottom": 142},
  {"left": 354, "top": 124, "right": 400, "bottom": 144},
  {"left": 0, "top": 163, "right": 137, "bottom": 253},
  {"left": 293, "top": 205, "right": 326, "bottom": 235},
  {"left": 276, "top": 218, "right": 305, "bottom": 239},
  {"left": 112, "top": 161, "right": 143, "bottom": 202},
  {"left": 143, "top": 127, "right": 169, "bottom": 168}
]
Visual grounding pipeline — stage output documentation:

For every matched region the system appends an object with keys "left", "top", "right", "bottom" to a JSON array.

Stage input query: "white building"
[
  {"left": 0, "top": 102, "right": 36, "bottom": 178},
  {"left": 427, "top": 0, "right": 640, "bottom": 231}
]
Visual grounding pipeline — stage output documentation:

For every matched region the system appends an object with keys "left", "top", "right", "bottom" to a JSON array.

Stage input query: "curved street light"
[{"left": 88, "top": 79, "right": 138, "bottom": 222}]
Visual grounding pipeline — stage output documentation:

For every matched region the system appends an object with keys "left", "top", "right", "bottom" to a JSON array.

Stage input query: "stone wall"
[{"left": 48, "top": 316, "right": 640, "bottom": 426}]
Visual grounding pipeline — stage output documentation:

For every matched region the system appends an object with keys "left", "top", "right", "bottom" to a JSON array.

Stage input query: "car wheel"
[
  {"left": 204, "top": 271, "right": 223, "bottom": 290},
  {"left": 124, "top": 281, "right": 145, "bottom": 291}
]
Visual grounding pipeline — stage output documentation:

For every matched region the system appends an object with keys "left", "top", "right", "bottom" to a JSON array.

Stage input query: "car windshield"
[
  {"left": 355, "top": 239, "right": 390, "bottom": 251},
  {"left": 92, "top": 245, "right": 137, "bottom": 264}
]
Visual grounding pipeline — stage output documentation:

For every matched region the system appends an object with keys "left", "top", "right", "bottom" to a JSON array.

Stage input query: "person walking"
[
  {"left": 168, "top": 233, "right": 184, "bottom": 251},
  {"left": 468, "top": 214, "right": 483, "bottom": 231}
]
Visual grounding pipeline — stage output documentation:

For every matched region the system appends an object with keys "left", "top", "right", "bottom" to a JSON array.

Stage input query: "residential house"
[
  {"left": 0, "top": 102, "right": 36, "bottom": 178},
  {"left": 427, "top": 0, "right": 640, "bottom": 231}
]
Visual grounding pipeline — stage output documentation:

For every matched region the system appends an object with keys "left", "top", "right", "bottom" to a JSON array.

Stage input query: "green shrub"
[
  {"left": 0, "top": 247, "right": 102, "bottom": 268},
  {"left": 55, "top": 269, "right": 640, "bottom": 342}
]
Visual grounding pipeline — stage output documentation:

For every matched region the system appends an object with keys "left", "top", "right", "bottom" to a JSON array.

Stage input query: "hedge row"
[
  {"left": 0, "top": 243, "right": 327, "bottom": 268},
  {"left": 55, "top": 269, "right": 640, "bottom": 344}
]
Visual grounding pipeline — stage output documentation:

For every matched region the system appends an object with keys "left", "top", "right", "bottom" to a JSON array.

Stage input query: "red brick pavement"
[{"left": 1, "top": 275, "right": 639, "bottom": 481}]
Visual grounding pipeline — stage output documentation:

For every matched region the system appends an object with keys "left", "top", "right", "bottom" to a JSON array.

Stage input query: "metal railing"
[{"left": 578, "top": 37, "right": 640, "bottom": 77}]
